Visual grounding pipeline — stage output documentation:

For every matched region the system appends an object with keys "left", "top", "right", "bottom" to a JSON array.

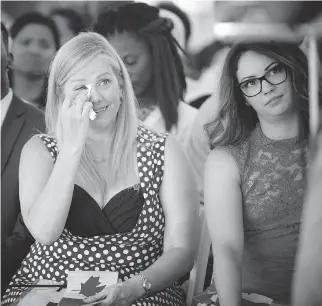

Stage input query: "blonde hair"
[{"left": 45, "top": 31, "right": 138, "bottom": 192}]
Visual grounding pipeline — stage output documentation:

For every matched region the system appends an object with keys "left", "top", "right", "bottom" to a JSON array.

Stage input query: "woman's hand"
[
  {"left": 83, "top": 281, "right": 144, "bottom": 306},
  {"left": 58, "top": 91, "right": 93, "bottom": 153}
]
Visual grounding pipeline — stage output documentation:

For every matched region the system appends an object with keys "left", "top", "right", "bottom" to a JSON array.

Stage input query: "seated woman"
[
  {"left": 93, "top": 2, "right": 198, "bottom": 151},
  {"left": 203, "top": 42, "right": 313, "bottom": 305},
  {"left": 2, "top": 31, "right": 198, "bottom": 306}
]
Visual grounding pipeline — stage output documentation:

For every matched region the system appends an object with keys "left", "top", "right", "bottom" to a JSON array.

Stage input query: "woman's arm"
[
  {"left": 19, "top": 136, "right": 82, "bottom": 245},
  {"left": 204, "top": 149, "right": 244, "bottom": 306},
  {"left": 125, "top": 135, "right": 199, "bottom": 296}
]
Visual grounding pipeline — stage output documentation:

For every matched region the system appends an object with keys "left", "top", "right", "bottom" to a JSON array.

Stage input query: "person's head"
[
  {"left": 50, "top": 8, "right": 86, "bottom": 45},
  {"left": 157, "top": 1, "right": 191, "bottom": 49},
  {"left": 1, "top": 22, "right": 13, "bottom": 94},
  {"left": 10, "top": 12, "right": 60, "bottom": 77},
  {"left": 206, "top": 42, "right": 312, "bottom": 148},
  {"left": 46, "top": 31, "right": 138, "bottom": 189},
  {"left": 94, "top": 2, "right": 186, "bottom": 131}
]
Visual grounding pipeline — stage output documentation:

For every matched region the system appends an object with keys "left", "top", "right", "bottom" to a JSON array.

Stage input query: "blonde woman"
[{"left": 2, "top": 32, "right": 198, "bottom": 306}]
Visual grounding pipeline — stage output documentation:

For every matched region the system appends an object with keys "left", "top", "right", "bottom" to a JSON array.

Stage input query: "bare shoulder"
[
  {"left": 205, "top": 147, "right": 240, "bottom": 181},
  {"left": 21, "top": 135, "right": 54, "bottom": 164}
]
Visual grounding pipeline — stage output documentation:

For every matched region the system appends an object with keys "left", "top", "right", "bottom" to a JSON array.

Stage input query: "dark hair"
[
  {"left": 157, "top": 1, "right": 191, "bottom": 45},
  {"left": 50, "top": 8, "right": 86, "bottom": 36},
  {"left": 1, "top": 22, "right": 9, "bottom": 52},
  {"left": 10, "top": 12, "right": 60, "bottom": 50},
  {"left": 205, "top": 41, "right": 320, "bottom": 149},
  {"left": 94, "top": 2, "right": 186, "bottom": 131}
]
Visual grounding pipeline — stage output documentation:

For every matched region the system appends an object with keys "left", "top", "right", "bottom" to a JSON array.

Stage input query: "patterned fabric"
[
  {"left": 2, "top": 125, "right": 186, "bottom": 306},
  {"left": 219, "top": 124, "right": 307, "bottom": 304}
]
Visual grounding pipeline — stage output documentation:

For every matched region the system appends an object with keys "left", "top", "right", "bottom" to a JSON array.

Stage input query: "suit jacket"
[{"left": 1, "top": 93, "right": 45, "bottom": 294}]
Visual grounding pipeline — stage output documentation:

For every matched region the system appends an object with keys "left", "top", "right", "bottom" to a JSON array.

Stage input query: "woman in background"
[
  {"left": 204, "top": 42, "right": 313, "bottom": 305},
  {"left": 10, "top": 12, "right": 60, "bottom": 109},
  {"left": 94, "top": 2, "right": 197, "bottom": 150},
  {"left": 2, "top": 31, "right": 197, "bottom": 306}
]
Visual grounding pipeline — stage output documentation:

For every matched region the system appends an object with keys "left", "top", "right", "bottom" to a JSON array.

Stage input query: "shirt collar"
[{"left": 1, "top": 88, "right": 13, "bottom": 105}]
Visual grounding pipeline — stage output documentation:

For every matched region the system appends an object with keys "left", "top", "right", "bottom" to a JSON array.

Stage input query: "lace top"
[{"left": 223, "top": 124, "right": 308, "bottom": 303}]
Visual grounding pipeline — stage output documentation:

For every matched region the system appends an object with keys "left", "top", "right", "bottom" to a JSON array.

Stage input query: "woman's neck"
[
  {"left": 259, "top": 112, "right": 300, "bottom": 140},
  {"left": 13, "top": 72, "right": 44, "bottom": 105},
  {"left": 86, "top": 124, "right": 115, "bottom": 162}
]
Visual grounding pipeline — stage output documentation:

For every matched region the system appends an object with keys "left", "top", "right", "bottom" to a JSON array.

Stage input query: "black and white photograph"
[{"left": 1, "top": 1, "right": 322, "bottom": 305}]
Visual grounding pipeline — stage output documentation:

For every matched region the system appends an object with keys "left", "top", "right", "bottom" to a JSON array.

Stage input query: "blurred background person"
[
  {"left": 1, "top": 22, "right": 45, "bottom": 296},
  {"left": 94, "top": 2, "right": 198, "bottom": 151},
  {"left": 9, "top": 12, "right": 60, "bottom": 109},
  {"left": 50, "top": 7, "right": 86, "bottom": 45},
  {"left": 204, "top": 41, "right": 312, "bottom": 306}
]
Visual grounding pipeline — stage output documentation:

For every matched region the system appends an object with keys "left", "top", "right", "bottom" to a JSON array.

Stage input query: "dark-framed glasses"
[{"left": 237, "top": 64, "right": 287, "bottom": 97}]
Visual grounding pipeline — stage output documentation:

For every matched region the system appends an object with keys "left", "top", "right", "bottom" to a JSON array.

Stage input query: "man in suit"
[{"left": 1, "top": 22, "right": 45, "bottom": 294}]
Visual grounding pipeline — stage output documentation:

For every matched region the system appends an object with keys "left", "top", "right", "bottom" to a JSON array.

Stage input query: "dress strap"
[{"left": 38, "top": 135, "right": 58, "bottom": 162}]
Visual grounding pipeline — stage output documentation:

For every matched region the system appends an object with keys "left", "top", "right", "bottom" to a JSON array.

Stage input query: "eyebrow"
[
  {"left": 71, "top": 72, "right": 111, "bottom": 83},
  {"left": 240, "top": 62, "right": 279, "bottom": 82}
]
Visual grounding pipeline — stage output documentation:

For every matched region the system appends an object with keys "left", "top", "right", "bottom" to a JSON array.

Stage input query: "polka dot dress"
[{"left": 2, "top": 125, "right": 186, "bottom": 306}]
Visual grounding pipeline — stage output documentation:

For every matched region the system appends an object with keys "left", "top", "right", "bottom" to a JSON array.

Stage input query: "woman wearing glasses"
[{"left": 203, "top": 42, "right": 311, "bottom": 306}]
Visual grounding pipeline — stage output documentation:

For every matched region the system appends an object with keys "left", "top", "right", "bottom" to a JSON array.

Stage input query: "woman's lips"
[
  {"left": 265, "top": 94, "right": 284, "bottom": 106},
  {"left": 94, "top": 105, "right": 109, "bottom": 113}
]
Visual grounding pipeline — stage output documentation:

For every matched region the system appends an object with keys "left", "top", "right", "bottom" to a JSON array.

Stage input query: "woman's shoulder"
[
  {"left": 137, "top": 123, "right": 168, "bottom": 143},
  {"left": 209, "top": 139, "right": 251, "bottom": 174},
  {"left": 137, "top": 123, "right": 169, "bottom": 154},
  {"left": 205, "top": 147, "right": 241, "bottom": 181},
  {"left": 21, "top": 134, "right": 57, "bottom": 163}
]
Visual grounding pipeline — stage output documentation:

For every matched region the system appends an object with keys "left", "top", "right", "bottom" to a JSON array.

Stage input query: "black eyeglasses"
[{"left": 237, "top": 64, "right": 287, "bottom": 97}]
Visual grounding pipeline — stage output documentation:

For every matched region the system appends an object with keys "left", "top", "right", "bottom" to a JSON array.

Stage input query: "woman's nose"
[
  {"left": 261, "top": 79, "right": 275, "bottom": 93},
  {"left": 27, "top": 43, "right": 42, "bottom": 55},
  {"left": 87, "top": 86, "right": 101, "bottom": 103}
]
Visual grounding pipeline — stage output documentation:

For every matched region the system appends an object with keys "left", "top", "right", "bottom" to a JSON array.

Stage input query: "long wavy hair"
[
  {"left": 205, "top": 42, "right": 316, "bottom": 149},
  {"left": 94, "top": 2, "right": 186, "bottom": 131},
  {"left": 45, "top": 31, "right": 138, "bottom": 193}
]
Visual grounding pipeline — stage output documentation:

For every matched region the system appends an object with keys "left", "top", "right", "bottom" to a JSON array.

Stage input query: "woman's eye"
[
  {"left": 124, "top": 57, "right": 137, "bottom": 66},
  {"left": 244, "top": 80, "right": 256, "bottom": 88},
  {"left": 99, "top": 79, "right": 110, "bottom": 86},
  {"left": 20, "top": 39, "right": 31, "bottom": 46},
  {"left": 270, "top": 65, "right": 283, "bottom": 75},
  {"left": 75, "top": 86, "right": 87, "bottom": 91}
]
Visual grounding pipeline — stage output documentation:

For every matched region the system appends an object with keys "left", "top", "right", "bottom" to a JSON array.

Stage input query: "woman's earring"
[{"left": 245, "top": 101, "right": 250, "bottom": 106}]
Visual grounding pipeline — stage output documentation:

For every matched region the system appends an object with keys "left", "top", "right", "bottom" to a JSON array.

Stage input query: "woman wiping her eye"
[{"left": 2, "top": 31, "right": 198, "bottom": 306}]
